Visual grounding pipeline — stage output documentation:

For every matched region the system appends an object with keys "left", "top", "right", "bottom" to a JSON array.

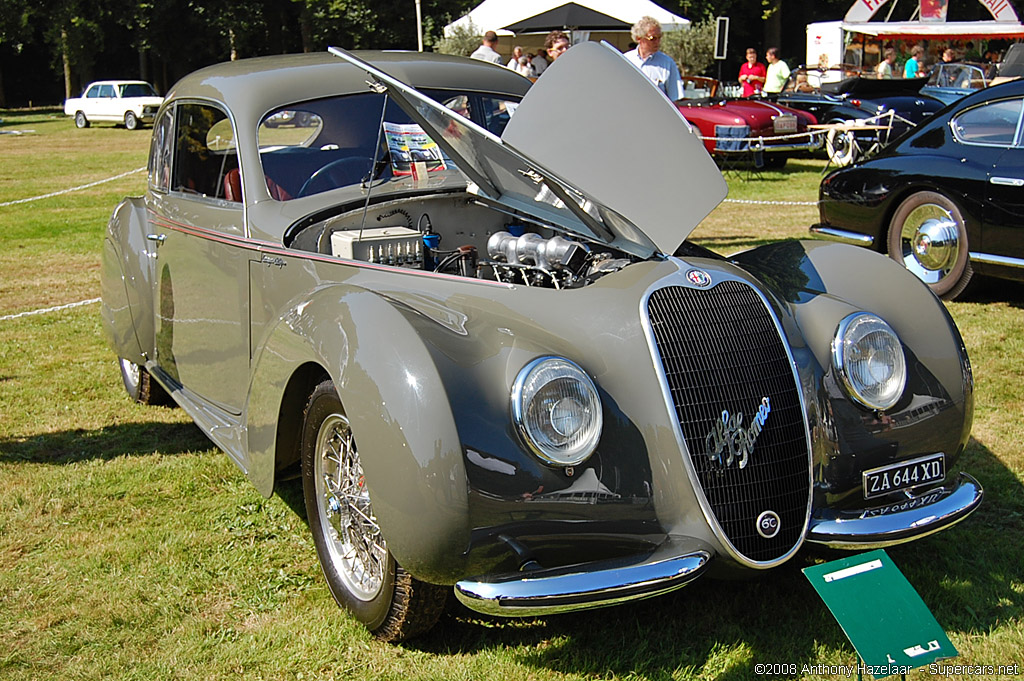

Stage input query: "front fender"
[
  {"left": 101, "top": 196, "right": 153, "bottom": 363},
  {"left": 733, "top": 239, "right": 973, "bottom": 498},
  {"left": 245, "top": 284, "right": 468, "bottom": 583},
  {"left": 733, "top": 239, "right": 967, "bottom": 386}
]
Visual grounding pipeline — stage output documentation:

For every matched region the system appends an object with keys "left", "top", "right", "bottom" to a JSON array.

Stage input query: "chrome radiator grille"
[{"left": 647, "top": 282, "right": 809, "bottom": 563}]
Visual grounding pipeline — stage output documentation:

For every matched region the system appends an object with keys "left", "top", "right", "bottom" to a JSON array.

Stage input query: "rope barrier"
[
  {"left": 0, "top": 298, "right": 101, "bottom": 322},
  {"left": 696, "top": 130, "right": 824, "bottom": 144},
  {"left": 723, "top": 198, "right": 820, "bottom": 206},
  {"left": 0, "top": 167, "right": 145, "bottom": 208}
]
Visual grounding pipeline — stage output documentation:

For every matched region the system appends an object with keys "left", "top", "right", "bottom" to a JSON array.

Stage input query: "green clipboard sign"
[{"left": 803, "top": 549, "right": 957, "bottom": 679}]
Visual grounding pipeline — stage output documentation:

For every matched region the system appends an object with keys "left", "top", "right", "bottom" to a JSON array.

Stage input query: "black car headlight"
[
  {"left": 832, "top": 313, "right": 906, "bottom": 411},
  {"left": 511, "top": 356, "right": 602, "bottom": 466}
]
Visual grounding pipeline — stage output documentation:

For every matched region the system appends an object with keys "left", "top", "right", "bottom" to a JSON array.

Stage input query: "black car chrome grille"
[{"left": 647, "top": 282, "right": 810, "bottom": 563}]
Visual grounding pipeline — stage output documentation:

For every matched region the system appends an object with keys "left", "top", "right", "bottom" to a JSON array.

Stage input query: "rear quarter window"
[{"left": 951, "top": 98, "right": 1024, "bottom": 147}]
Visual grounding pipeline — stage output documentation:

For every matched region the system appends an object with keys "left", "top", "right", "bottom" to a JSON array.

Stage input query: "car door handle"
[
  {"left": 146, "top": 233, "right": 166, "bottom": 243},
  {"left": 990, "top": 177, "right": 1024, "bottom": 186}
]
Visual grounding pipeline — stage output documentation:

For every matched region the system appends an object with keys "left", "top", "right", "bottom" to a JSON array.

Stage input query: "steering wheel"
[{"left": 297, "top": 157, "right": 377, "bottom": 197}]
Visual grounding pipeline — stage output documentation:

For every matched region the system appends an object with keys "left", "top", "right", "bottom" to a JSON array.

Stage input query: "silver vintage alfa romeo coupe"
[{"left": 101, "top": 43, "right": 982, "bottom": 641}]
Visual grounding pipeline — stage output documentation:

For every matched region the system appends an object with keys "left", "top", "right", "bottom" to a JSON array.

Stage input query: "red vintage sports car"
[{"left": 676, "top": 77, "right": 819, "bottom": 169}]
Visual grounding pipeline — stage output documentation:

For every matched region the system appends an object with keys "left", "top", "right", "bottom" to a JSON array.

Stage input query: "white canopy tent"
[{"left": 444, "top": 0, "right": 690, "bottom": 37}]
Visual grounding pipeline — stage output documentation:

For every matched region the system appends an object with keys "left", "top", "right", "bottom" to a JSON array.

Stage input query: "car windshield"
[
  {"left": 120, "top": 83, "right": 158, "bottom": 98},
  {"left": 927, "top": 63, "right": 993, "bottom": 90},
  {"left": 258, "top": 89, "right": 520, "bottom": 200}
]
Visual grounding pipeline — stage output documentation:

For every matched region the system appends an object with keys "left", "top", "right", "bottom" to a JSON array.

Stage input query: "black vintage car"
[
  {"left": 766, "top": 67, "right": 947, "bottom": 164},
  {"left": 812, "top": 78, "right": 1024, "bottom": 300}
]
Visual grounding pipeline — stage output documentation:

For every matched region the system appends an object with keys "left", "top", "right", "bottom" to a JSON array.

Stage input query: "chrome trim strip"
[
  {"left": 638, "top": 263, "right": 814, "bottom": 569},
  {"left": 145, "top": 208, "right": 515, "bottom": 288},
  {"left": 805, "top": 472, "right": 983, "bottom": 549},
  {"left": 809, "top": 225, "right": 875, "bottom": 246},
  {"left": 969, "top": 251, "right": 1024, "bottom": 269},
  {"left": 453, "top": 536, "right": 712, "bottom": 617}
]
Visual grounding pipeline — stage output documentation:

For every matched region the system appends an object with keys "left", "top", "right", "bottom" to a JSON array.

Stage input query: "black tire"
[
  {"left": 118, "top": 358, "right": 171, "bottom": 405},
  {"left": 887, "top": 190, "right": 973, "bottom": 300},
  {"left": 124, "top": 111, "right": 139, "bottom": 130},
  {"left": 300, "top": 380, "right": 446, "bottom": 642},
  {"left": 75, "top": 111, "right": 89, "bottom": 129}
]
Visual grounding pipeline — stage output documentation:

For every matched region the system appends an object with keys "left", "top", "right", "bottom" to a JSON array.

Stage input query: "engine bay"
[{"left": 288, "top": 193, "right": 635, "bottom": 289}]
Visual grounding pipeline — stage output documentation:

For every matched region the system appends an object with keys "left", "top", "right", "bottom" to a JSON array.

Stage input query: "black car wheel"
[
  {"left": 300, "top": 380, "right": 446, "bottom": 641},
  {"left": 124, "top": 111, "right": 139, "bottom": 130},
  {"left": 119, "top": 358, "right": 171, "bottom": 405},
  {"left": 74, "top": 111, "right": 90, "bottom": 129},
  {"left": 887, "top": 190, "right": 973, "bottom": 300}
]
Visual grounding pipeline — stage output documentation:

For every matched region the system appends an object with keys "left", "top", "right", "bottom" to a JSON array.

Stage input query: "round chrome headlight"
[
  {"left": 832, "top": 313, "right": 906, "bottom": 411},
  {"left": 511, "top": 357, "right": 603, "bottom": 466}
]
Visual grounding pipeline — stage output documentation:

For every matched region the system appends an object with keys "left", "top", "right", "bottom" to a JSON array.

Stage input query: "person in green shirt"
[{"left": 764, "top": 47, "right": 791, "bottom": 93}]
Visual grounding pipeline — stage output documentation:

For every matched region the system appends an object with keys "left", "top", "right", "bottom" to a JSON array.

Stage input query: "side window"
[
  {"left": 148, "top": 109, "right": 175, "bottom": 192},
  {"left": 441, "top": 94, "right": 520, "bottom": 136},
  {"left": 99, "top": 84, "right": 116, "bottom": 98},
  {"left": 952, "top": 99, "right": 1023, "bottom": 147},
  {"left": 86, "top": 85, "right": 102, "bottom": 98},
  {"left": 171, "top": 103, "right": 238, "bottom": 201}
]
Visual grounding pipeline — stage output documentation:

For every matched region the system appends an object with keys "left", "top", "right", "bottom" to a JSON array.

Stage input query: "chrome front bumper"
[
  {"left": 806, "top": 472, "right": 983, "bottom": 549},
  {"left": 454, "top": 536, "right": 712, "bottom": 617},
  {"left": 716, "top": 139, "right": 822, "bottom": 155}
]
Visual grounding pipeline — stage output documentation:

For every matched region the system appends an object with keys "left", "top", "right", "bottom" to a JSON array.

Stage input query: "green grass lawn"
[{"left": 1, "top": 110, "right": 1021, "bottom": 681}]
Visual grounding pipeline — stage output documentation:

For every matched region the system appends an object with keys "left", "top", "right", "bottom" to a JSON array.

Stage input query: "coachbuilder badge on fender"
[{"left": 705, "top": 397, "right": 772, "bottom": 469}]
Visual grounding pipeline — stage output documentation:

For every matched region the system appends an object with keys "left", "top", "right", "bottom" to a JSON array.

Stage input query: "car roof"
[
  {"left": 164, "top": 51, "right": 532, "bottom": 122},
  {"left": 88, "top": 80, "right": 153, "bottom": 87}
]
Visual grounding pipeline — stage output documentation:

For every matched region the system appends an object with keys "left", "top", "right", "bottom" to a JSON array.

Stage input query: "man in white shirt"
[
  {"left": 506, "top": 46, "right": 524, "bottom": 70},
  {"left": 623, "top": 17, "right": 684, "bottom": 101},
  {"left": 764, "top": 47, "right": 791, "bottom": 93},
  {"left": 470, "top": 31, "right": 503, "bottom": 65}
]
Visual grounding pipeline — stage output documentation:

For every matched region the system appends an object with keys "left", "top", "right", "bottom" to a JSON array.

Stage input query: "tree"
[
  {"left": 434, "top": 19, "right": 478, "bottom": 56},
  {"left": 0, "top": 0, "right": 32, "bottom": 106},
  {"left": 662, "top": 18, "right": 716, "bottom": 76}
]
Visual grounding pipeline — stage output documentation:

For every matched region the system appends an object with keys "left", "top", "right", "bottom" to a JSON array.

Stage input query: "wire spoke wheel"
[
  {"left": 314, "top": 412, "right": 387, "bottom": 601},
  {"left": 300, "top": 379, "right": 447, "bottom": 641}
]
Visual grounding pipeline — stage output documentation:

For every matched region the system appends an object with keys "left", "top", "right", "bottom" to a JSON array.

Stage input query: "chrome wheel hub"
[
  {"left": 120, "top": 358, "right": 141, "bottom": 392},
  {"left": 899, "top": 205, "right": 960, "bottom": 283},
  {"left": 314, "top": 413, "right": 387, "bottom": 601}
]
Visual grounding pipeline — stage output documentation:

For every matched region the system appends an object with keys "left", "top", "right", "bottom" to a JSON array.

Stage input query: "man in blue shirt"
[
  {"left": 904, "top": 44, "right": 924, "bottom": 78},
  {"left": 624, "top": 17, "right": 684, "bottom": 101}
]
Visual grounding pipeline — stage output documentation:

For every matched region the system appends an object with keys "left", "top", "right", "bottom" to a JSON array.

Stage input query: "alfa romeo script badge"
[
  {"left": 756, "top": 510, "right": 781, "bottom": 539},
  {"left": 686, "top": 269, "right": 712, "bottom": 287}
]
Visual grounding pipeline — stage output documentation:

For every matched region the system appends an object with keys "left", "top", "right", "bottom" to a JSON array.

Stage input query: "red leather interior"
[{"left": 223, "top": 168, "right": 292, "bottom": 202}]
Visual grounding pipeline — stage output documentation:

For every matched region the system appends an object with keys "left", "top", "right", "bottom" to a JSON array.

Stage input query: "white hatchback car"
[{"left": 64, "top": 80, "right": 163, "bottom": 130}]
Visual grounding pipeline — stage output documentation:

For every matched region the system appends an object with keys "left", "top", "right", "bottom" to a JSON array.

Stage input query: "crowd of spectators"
[{"left": 470, "top": 24, "right": 1014, "bottom": 101}]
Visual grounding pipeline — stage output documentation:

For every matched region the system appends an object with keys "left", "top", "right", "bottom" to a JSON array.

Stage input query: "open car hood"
[{"left": 328, "top": 43, "right": 726, "bottom": 257}]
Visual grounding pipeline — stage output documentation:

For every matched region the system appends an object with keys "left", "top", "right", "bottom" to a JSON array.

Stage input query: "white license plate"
[
  {"left": 862, "top": 453, "right": 945, "bottom": 499},
  {"left": 773, "top": 115, "right": 797, "bottom": 133}
]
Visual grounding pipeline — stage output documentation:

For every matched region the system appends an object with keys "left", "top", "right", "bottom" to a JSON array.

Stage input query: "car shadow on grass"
[
  {"left": 0, "top": 420, "right": 210, "bottom": 464},
  {"left": 409, "top": 435, "right": 1022, "bottom": 678},
  {"left": 962, "top": 277, "right": 1024, "bottom": 308}
]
